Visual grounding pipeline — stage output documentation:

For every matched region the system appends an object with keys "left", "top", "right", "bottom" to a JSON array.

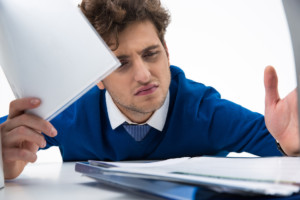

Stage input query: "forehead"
[{"left": 109, "top": 20, "right": 162, "bottom": 55}]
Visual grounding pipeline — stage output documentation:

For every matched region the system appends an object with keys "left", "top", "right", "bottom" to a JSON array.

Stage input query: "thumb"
[{"left": 264, "top": 65, "right": 280, "bottom": 108}]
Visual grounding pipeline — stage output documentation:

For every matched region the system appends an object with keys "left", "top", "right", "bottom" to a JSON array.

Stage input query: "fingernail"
[
  {"left": 51, "top": 127, "right": 57, "bottom": 136},
  {"left": 42, "top": 140, "right": 47, "bottom": 148},
  {"left": 30, "top": 99, "right": 40, "bottom": 105}
]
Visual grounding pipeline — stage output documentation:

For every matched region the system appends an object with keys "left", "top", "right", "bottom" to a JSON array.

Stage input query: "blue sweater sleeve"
[
  {"left": 167, "top": 66, "right": 280, "bottom": 157},
  {"left": 193, "top": 84, "right": 280, "bottom": 156},
  {"left": 0, "top": 116, "right": 8, "bottom": 124}
]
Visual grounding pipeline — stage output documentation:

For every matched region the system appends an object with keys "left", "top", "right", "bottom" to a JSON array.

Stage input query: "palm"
[{"left": 264, "top": 66, "right": 299, "bottom": 155}]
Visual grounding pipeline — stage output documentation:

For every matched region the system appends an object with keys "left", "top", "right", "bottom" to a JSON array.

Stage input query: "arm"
[
  {"left": 264, "top": 66, "right": 300, "bottom": 156},
  {"left": 0, "top": 98, "right": 57, "bottom": 179}
]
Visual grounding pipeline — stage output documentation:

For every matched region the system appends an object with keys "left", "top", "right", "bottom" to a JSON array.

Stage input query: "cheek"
[
  {"left": 160, "top": 66, "right": 171, "bottom": 80},
  {"left": 105, "top": 77, "right": 130, "bottom": 93},
  {"left": 161, "top": 68, "right": 171, "bottom": 90}
]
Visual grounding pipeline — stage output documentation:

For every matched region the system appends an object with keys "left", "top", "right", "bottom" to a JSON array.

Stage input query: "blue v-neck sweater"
[{"left": 0, "top": 65, "right": 281, "bottom": 161}]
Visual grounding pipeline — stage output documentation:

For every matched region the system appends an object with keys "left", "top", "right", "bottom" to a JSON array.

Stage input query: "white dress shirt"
[{"left": 106, "top": 91, "right": 169, "bottom": 131}]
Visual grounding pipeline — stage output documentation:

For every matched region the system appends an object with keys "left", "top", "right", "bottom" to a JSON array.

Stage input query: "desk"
[
  {"left": 1, "top": 162, "right": 300, "bottom": 200},
  {"left": 0, "top": 162, "right": 150, "bottom": 200}
]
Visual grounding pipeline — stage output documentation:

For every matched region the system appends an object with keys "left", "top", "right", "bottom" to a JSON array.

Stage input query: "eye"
[
  {"left": 119, "top": 60, "right": 129, "bottom": 68},
  {"left": 143, "top": 51, "right": 159, "bottom": 58},
  {"left": 120, "top": 62, "right": 128, "bottom": 67},
  {"left": 116, "top": 59, "right": 130, "bottom": 72}
]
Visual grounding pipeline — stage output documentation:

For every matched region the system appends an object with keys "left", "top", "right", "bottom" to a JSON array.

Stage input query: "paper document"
[
  {"left": 79, "top": 167, "right": 198, "bottom": 200},
  {"left": 0, "top": 0, "right": 120, "bottom": 120},
  {"left": 76, "top": 156, "right": 300, "bottom": 196}
]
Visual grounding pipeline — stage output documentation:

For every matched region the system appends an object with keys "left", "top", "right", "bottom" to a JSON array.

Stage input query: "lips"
[{"left": 134, "top": 84, "right": 158, "bottom": 96}]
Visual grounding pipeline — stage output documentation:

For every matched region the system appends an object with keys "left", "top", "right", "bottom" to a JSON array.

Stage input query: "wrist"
[
  {"left": 276, "top": 140, "right": 300, "bottom": 156},
  {"left": 276, "top": 141, "right": 287, "bottom": 156}
]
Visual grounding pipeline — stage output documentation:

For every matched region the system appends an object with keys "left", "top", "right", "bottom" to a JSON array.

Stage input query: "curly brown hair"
[{"left": 80, "top": 0, "right": 171, "bottom": 50}]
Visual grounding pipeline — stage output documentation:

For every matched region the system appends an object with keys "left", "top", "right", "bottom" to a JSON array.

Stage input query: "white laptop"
[{"left": 0, "top": 0, "right": 120, "bottom": 121}]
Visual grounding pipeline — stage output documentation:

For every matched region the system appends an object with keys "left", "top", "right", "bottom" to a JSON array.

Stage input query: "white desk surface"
[{"left": 0, "top": 162, "right": 151, "bottom": 200}]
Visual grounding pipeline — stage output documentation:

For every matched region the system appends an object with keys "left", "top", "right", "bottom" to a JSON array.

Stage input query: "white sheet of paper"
[
  {"left": 89, "top": 156, "right": 300, "bottom": 196},
  {"left": 0, "top": 0, "right": 120, "bottom": 120}
]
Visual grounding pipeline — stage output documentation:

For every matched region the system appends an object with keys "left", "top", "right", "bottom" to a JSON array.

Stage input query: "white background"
[{"left": 0, "top": 0, "right": 296, "bottom": 162}]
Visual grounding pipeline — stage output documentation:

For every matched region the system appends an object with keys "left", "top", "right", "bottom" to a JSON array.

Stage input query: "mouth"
[{"left": 134, "top": 84, "right": 158, "bottom": 96}]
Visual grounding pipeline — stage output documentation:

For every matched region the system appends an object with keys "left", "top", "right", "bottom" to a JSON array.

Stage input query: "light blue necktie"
[{"left": 123, "top": 123, "right": 151, "bottom": 141}]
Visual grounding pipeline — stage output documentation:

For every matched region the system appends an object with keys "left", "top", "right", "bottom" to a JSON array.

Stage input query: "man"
[{"left": 0, "top": 0, "right": 299, "bottom": 180}]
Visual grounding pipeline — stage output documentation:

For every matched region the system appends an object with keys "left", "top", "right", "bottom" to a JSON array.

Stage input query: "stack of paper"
[{"left": 75, "top": 156, "right": 300, "bottom": 197}]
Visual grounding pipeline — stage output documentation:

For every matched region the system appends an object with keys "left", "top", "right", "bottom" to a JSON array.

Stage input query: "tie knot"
[{"left": 123, "top": 123, "right": 151, "bottom": 141}]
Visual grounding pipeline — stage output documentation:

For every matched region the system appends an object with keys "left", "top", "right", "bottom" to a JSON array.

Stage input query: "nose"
[{"left": 133, "top": 58, "right": 151, "bottom": 83}]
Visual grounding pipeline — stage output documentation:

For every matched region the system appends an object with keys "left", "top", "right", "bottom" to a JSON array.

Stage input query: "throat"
[{"left": 123, "top": 110, "right": 154, "bottom": 124}]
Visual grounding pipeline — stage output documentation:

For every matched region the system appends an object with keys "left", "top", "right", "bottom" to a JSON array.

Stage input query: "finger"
[
  {"left": 23, "top": 141, "right": 40, "bottom": 153},
  {"left": 264, "top": 65, "right": 280, "bottom": 107},
  {"left": 3, "top": 126, "right": 47, "bottom": 149},
  {"left": 3, "top": 113, "right": 57, "bottom": 137},
  {"left": 9, "top": 98, "right": 41, "bottom": 119},
  {"left": 2, "top": 148, "right": 38, "bottom": 163}
]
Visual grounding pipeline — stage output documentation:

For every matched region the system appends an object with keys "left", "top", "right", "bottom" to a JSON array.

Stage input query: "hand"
[
  {"left": 0, "top": 98, "right": 57, "bottom": 179},
  {"left": 264, "top": 65, "right": 300, "bottom": 156}
]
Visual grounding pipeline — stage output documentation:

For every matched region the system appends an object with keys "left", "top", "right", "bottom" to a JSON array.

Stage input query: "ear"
[{"left": 96, "top": 81, "right": 105, "bottom": 90}]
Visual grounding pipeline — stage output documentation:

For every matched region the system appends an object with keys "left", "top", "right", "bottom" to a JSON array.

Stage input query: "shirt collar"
[{"left": 106, "top": 91, "right": 169, "bottom": 131}]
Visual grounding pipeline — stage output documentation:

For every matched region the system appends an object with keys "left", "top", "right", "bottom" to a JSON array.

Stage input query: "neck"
[{"left": 118, "top": 107, "right": 154, "bottom": 124}]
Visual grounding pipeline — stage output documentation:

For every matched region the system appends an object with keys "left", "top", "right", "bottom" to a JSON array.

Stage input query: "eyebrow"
[
  {"left": 116, "top": 55, "right": 129, "bottom": 61},
  {"left": 116, "top": 44, "right": 160, "bottom": 60}
]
